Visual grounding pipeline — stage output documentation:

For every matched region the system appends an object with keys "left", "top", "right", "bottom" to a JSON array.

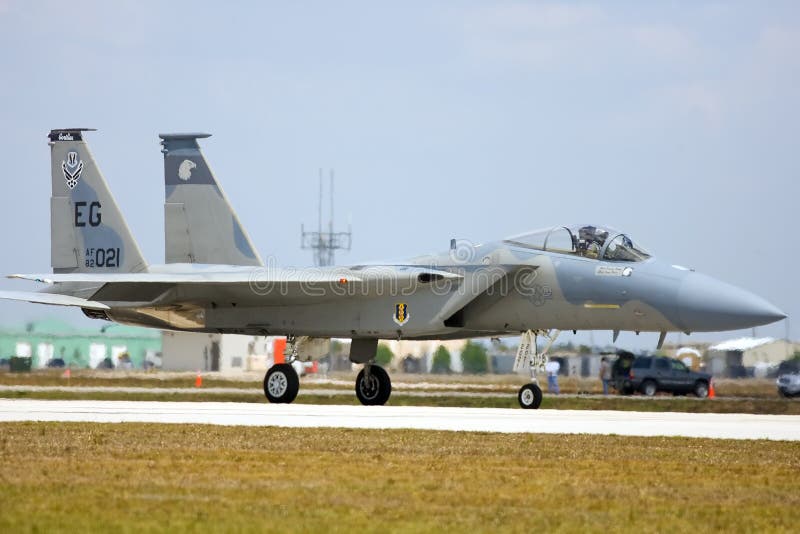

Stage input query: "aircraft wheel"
[
  {"left": 518, "top": 383, "right": 543, "bottom": 409},
  {"left": 355, "top": 365, "right": 391, "bottom": 406},
  {"left": 264, "top": 363, "right": 299, "bottom": 404}
]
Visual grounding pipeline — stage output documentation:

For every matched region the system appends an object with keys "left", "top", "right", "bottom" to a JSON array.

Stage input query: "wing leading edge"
[{"left": 0, "top": 290, "right": 109, "bottom": 310}]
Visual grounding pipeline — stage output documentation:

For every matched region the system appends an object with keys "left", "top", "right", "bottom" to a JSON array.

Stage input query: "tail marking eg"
[{"left": 49, "top": 128, "right": 148, "bottom": 274}]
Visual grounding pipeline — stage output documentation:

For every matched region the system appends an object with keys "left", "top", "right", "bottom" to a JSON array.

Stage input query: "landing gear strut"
[
  {"left": 514, "top": 329, "right": 560, "bottom": 409},
  {"left": 355, "top": 364, "right": 392, "bottom": 406},
  {"left": 263, "top": 335, "right": 300, "bottom": 404}
]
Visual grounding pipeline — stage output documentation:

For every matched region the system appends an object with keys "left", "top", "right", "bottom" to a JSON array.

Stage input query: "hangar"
[
  {"left": 0, "top": 319, "right": 160, "bottom": 369},
  {"left": 707, "top": 337, "right": 799, "bottom": 377}
]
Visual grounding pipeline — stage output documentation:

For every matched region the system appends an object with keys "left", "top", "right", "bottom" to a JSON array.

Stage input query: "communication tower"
[{"left": 300, "top": 169, "right": 352, "bottom": 267}]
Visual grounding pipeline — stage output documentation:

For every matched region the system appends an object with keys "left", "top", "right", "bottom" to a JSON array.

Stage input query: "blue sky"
[{"left": 0, "top": 1, "right": 797, "bottom": 349}]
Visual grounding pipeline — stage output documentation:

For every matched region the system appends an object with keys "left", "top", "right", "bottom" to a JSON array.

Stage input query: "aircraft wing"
[
  {"left": 9, "top": 266, "right": 462, "bottom": 285},
  {"left": 8, "top": 270, "right": 364, "bottom": 285},
  {"left": 0, "top": 290, "right": 110, "bottom": 310},
  {"left": 6, "top": 266, "right": 464, "bottom": 307}
]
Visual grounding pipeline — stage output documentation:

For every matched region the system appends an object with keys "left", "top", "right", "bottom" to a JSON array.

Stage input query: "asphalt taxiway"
[{"left": 1, "top": 399, "right": 798, "bottom": 440}]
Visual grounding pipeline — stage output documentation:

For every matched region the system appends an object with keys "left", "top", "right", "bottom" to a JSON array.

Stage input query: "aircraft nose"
[{"left": 678, "top": 272, "right": 786, "bottom": 332}]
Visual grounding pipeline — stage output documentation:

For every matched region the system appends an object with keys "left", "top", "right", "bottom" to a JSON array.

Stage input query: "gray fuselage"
[{"left": 95, "top": 239, "right": 784, "bottom": 340}]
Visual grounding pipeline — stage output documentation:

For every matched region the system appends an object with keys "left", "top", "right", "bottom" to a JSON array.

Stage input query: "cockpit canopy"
[{"left": 504, "top": 224, "right": 651, "bottom": 262}]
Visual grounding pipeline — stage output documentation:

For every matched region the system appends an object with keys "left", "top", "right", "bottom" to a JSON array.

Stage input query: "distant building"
[
  {"left": 161, "top": 332, "right": 278, "bottom": 373},
  {"left": 0, "top": 319, "right": 161, "bottom": 369},
  {"left": 706, "top": 337, "right": 799, "bottom": 378}
]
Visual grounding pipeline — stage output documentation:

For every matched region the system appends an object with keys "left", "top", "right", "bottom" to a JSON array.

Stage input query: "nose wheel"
[
  {"left": 518, "top": 383, "right": 543, "bottom": 409},
  {"left": 355, "top": 365, "right": 392, "bottom": 406}
]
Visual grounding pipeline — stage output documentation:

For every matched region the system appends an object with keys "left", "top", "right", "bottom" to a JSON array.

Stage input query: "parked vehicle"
[
  {"left": 777, "top": 370, "right": 800, "bottom": 398},
  {"left": 46, "top": 358, "right": 66, "bottom": 368},
  {"left": 615, "top": 355, "right": 712, "bottom": 397},
  {"left": 611, "top": 350, "right": 636, "bottom": 393}
]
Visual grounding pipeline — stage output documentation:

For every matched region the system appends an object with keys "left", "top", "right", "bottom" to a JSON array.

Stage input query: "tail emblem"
[
  {"left": 62, "top": 150, "right": 83, "bottom": 189},
  {"left": 178, "top": 159, "right": 197, "bottom": 181}
]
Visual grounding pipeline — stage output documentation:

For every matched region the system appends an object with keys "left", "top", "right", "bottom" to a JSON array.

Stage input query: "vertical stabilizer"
[
  {"left": 48, "top": 129, "right": 148, "bottom": 274},
  {"left": 160, "top": 133, "right": 263, "bottom": 266}
]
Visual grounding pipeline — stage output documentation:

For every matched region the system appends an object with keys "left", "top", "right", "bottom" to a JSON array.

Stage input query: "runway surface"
[
  {"left": 0, "top": 384, "right": 508, "bottom": 398},
  {"left": 1, "top": 399, "right": 799, "bottom": 440}
]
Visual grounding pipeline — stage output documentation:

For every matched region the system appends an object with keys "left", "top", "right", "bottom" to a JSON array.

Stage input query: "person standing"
[
  {"left": 545, "top": 359, "right": 561, "bottom": 394},
  {"left": 599, "top": 356, "right": 612, "bottom": 395}
]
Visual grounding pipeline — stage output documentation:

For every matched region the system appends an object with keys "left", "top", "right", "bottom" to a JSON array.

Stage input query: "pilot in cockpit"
[{"left": 577, "top": 225, "right": 608, "bottom": 259}]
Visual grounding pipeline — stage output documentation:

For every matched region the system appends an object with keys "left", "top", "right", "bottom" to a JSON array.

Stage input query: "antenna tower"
[{"left": 300, "top": 169, "right": 352, "bottom": 266}]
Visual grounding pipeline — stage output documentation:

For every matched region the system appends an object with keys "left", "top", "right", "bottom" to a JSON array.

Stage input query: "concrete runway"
[
  {"left": 0, "top": 384, "right": 509, "bottom": 399},
  {"left": 1, "top": 399, "right": 799, "bottom": 440}
]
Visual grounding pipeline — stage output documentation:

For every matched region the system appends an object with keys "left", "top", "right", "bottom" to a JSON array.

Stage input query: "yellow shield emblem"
[{"left": 393, "top": 303, "right": 410, "bottom": 326}]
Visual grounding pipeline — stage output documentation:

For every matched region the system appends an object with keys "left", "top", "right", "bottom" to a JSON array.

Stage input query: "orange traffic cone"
[
  {"left": 62, "top": 368, "right": 71, "bottom": 383},
  {"left": 195, "top": 371, "right": 203, "bottom": 388},
  {"left": 708, "top": 380, "right": 715, "bottom": 399}
]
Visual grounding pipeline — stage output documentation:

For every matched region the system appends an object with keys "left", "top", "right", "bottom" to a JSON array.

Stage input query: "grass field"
[{"left": 0, "top": 422, "right": 798, "bottom": 533}]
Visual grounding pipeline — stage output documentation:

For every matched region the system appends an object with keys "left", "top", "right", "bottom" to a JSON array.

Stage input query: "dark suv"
[{"left": 615, "top": 356, "right": 712, "bottom": 398}]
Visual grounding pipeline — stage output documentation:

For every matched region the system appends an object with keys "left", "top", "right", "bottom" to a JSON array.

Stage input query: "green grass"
[
  {"left": 0, "top": 422, "right": 797, "bottom": 533},
  {"left": 0, "top": 370, "right": 262, "bottom": 390}
]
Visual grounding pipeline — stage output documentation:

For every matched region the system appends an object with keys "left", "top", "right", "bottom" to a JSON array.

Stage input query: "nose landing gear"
[
  {"left": 518, "top": 383, "right": 543, "bottom": 409},
  {"left": 514, "top": 329, "right": 560, "bottom": 409}
]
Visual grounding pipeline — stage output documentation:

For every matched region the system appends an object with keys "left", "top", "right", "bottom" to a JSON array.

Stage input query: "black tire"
[
  {"left": 263, "top": 363, "right": 300, "bottom": 404},
  {"left": 355, "top": 365, "right": 392, "bottom": 406},
  {"left": 518, "top": 383, "right": 543, "bottom": 409},
  {"left": 694, "top": 380, "right": 709, "bottom": 399},
  {"left": 641, "top": 380, "right": 657, "bottom": 397}
]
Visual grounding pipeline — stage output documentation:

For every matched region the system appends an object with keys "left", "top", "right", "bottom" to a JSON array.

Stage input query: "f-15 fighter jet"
[{"left": 0, "top": 129, "right": 785, "bottom": 408}]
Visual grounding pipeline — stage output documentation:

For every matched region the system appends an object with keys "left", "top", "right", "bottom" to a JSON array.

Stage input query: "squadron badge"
[
  {"left": 393, "top": 303, "right": 410, "bottom": 326},
  {"left": 62, "top": 150, "right": 83, "bottom": 189}
]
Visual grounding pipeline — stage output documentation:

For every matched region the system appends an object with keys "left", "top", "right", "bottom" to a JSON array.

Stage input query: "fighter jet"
[{"left": 0, "top": 129, "right": 786, "bottom": 408}]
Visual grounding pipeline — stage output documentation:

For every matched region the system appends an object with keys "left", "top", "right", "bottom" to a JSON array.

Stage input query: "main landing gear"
[
  {"left": 263, "top": 363, "right": 299, "bottom": 404},
  {"left": 355, "top": 364, "right": 392, "bottom": 406},
  {"left": 263, "top": 336, "right": 392, "bottom": 406},
  {"left": 263, "top": 336, "right": 300, "bottom": 404},
  {"left": 514, "top": 329, "right": 560, "bottom": 409}
]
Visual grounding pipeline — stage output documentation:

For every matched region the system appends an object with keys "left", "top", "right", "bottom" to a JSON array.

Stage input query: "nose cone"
[{"left": 678, "top": 273, "right": 786, "bottom": 332}]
